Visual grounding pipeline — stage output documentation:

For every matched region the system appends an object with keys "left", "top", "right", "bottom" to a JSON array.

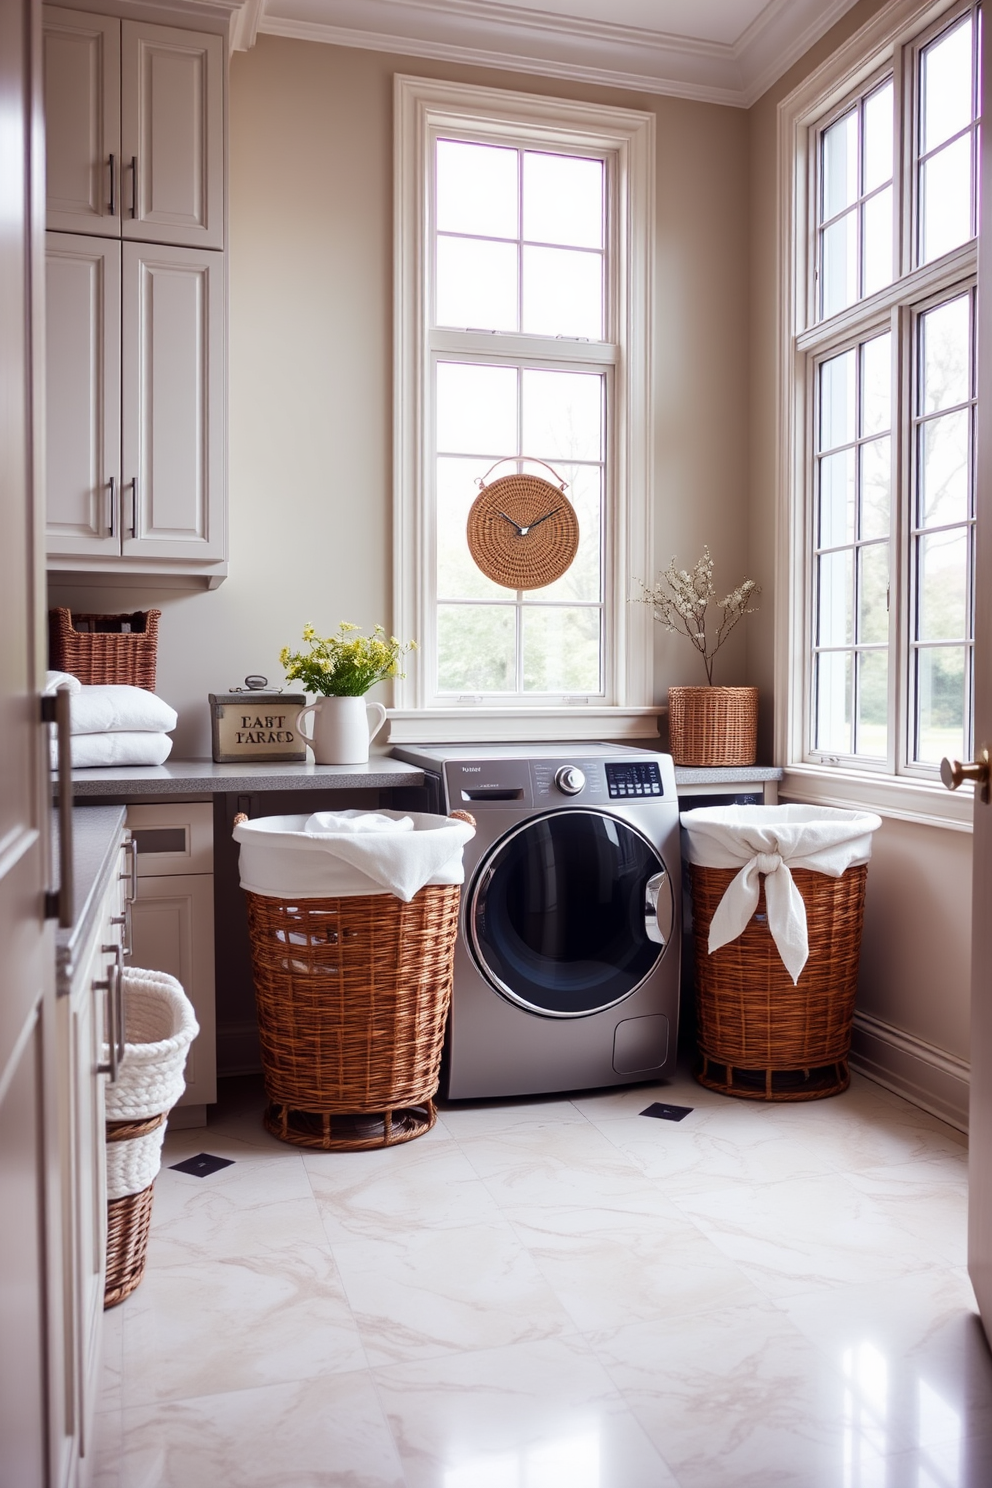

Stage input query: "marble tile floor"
[{"left": 90, "top": 1065, "right": 992, "bottom": 1488}]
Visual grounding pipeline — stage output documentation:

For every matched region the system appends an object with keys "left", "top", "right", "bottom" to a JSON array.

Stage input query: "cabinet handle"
[
  {"left": 119, "top": 838, "right": 137, "bottom": 903},
  {"left": 129, "top": 156, "right": 137, "bottom": 218},
  {"left": 42, "top": 685, "right": 74, "bottom": 930},
  {"left": 107, "top": 475, "right": 117, "bottom": 538},
  {"left": 126, "top": 477, "right": 138, "bottom": 539},
  {"left": 108, "top": 153, "right": 116, "bottom": 216},
  {"left": 95, "top": 946, "right": 124, "bottom": 1082},
  {"left": 110, "top": 912, "right": 131, "bottom": 958}
]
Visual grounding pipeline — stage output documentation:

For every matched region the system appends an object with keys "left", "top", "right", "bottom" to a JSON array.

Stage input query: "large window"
[
  {"left": 794, "top": 2, "right": 980, "bottom": 781},
  {"left": 393, "top": 77, "right": 655, "bottom": 741}
]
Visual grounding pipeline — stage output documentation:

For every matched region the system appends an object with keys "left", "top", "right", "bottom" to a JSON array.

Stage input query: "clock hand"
[
  {"left": 495, "top": 509, "right": 525, "bottom": 535},
  {"left": 521, "top": 507, "right": 563, "bottom": 533}
]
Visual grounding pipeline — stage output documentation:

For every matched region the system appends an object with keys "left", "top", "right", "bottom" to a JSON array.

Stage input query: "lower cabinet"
[
  {"left": 57, "top": 829, "right": 127, "bottom": 1486},
  {"left": 125, "top": 802, "right": 216, "bottom": 1123}
]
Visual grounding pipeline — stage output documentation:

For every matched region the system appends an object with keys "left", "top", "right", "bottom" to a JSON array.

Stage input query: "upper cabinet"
[{"left": 43, "top": 8, "right": 224, "bottom": 250}]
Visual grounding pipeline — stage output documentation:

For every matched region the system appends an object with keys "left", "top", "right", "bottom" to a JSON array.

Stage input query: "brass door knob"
[{"left": 940, "top": 750, "right": 990, "bottom": 798}]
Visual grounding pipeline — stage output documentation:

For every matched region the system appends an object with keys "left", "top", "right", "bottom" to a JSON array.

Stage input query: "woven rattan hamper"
[
  {"left": 688, "top": 862, "right": 868, "bottom": 1101},
  {"left": 236, "top": 810, "right": 472, "bottom": 1152}
]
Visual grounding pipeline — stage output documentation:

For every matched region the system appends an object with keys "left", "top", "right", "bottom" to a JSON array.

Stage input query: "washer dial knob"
[{"left": 554, "top": 765, "right": 586, "bottom": 796}]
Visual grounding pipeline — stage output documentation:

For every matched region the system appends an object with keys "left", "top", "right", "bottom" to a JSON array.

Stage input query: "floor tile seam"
[
  {"left": 357, "top": 1321, "right": 589, "bottom": 1375},
  {"left": 665, "top": 1156, "right": 924, "bottom": 1219},
  {"left": 578, "top": 1338, "right": 702, "bottom": 1488},
  {"left": 116, "top": 1360, "right": 391, "bottom": 1420}
]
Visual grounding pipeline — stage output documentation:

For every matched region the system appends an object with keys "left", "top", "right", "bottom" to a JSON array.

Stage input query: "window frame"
[
  {"left": 777, "top": 0, "right": 980, "bottom": 829},
  {"left": 392, "top": 75, "right": 658, "bottom": 743}
]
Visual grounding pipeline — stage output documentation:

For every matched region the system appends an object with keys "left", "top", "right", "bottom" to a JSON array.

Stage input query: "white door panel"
[{"left": 43, "top": 6, "right": 120, "bottom": 235}]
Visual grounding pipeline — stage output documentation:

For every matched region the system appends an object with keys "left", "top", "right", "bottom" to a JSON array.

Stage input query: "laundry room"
[{"left": 12, "top": 0, "right": 989, "bottom": 1482}]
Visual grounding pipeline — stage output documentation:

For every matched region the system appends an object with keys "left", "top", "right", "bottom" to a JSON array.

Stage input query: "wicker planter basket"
[
  {"left": 668, "top": 685, "right": 758, "bottom": 766},
  {"left": 49, "top": 607, "right": 160, "bottom": 689},
  {"left": 244, "top": 884, "right": 461, "bottom": 1151},
  {"left": 688, "top": 862, "right": 868, "bottom": 1101}
]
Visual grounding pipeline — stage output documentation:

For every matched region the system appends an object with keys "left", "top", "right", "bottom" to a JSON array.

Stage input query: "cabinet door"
[
  {"left": 121, "top": 243, "right": 225, "bottom": 561},
  {"left": 46, "top": 232, "right": 121, "bottom": 559},
  {"left": 43, "top": 7, "right": 121, "bottom": 236},
  {"left": 130, "top": 874, "right": 217, "bottom": 1109},
  {"left": 121, "top": 22, "right": 224, "bottom": 251}
]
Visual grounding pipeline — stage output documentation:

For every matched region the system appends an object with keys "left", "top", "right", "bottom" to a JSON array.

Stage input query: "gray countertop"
[
  {"left": 673, "top": 766, "right": 783, "bottom": 784},
  {"left": 56, "top": 804, "right": 127, "bottom": 993},
  {"left": 70, "top": 757, "right": 425, "bottom": 798}
]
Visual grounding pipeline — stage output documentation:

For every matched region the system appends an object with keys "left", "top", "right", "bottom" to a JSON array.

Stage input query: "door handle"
[
  {"left": 43, "top": 685, "right": 74, "bottom": 930},
  {"left": 107, "top": 474, "right": 117, "bottom": 538},
  {"left": 95, "top": 945, "right": 124, "bottom": 1082},
  {"left": 940, "top": 750, "right": 990, "bottom": 804},
  {"left": 644, "top": 869, "right": 668, "bottom": 946},
  {"left": 119, "top": 837, "right": 137, "bottom": 902},
  {"left": 129, "top": 155, "right": 138, "bottom": 218},
  {"left": 110, "top": 912, "right": 131, "bottom": 958},
  {"left": 108, "top": 153, "right": 116, "bottom": 216},
  {"left": 125, "top": 477, "right": 138, "bottom": 539}
]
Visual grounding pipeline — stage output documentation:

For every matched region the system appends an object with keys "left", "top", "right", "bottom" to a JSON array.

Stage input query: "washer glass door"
[{"left": 468, "top": 809, "right": 673, "bottom": 1016}]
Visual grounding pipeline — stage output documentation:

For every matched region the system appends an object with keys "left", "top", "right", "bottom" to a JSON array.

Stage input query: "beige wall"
[
  {"left": 51, "top": 34, "right": 751, "bottom": 756},
  {"left": 747, "top": 0, "right": 973, "bottom": 1087}
]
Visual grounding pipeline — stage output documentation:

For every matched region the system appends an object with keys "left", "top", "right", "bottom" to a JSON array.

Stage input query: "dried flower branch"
[{"left": 635, "top": 547, "right": 760, "bottom": 685}]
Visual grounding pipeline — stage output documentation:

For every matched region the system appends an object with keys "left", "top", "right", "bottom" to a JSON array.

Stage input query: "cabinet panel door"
[
  {"left": 46, "top": 232, "right": 121, "bottom": 559},
  {"left": 121, "top": 22, "right": 223, "bottom": 250},
  {"left": 130, "top": 874, "right": 217, "bottom": 1108},
  {"left": 43, "top": 7, "right": 120, "bottom": 236},
  {"left": 122, "top": 243, "right": 225, "bottom": 560}
]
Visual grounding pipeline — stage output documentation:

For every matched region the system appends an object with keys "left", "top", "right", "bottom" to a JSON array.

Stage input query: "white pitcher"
[{"left": 295, "top": 695, "right": 387, "bottom": 765}]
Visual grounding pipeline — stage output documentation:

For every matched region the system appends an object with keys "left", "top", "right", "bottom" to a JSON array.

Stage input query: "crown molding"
[{"left": 254, "top": 0, "right": 864, "bottom": 107}]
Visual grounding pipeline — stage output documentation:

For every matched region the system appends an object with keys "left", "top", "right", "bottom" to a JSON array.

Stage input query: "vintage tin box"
[{"left": 209, "top": 677, "right": 307, "bottom": 763}]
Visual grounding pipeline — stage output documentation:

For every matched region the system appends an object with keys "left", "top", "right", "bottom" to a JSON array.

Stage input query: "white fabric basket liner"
[
  {"left": 107, "top": 1124, "right": 167, "bottom": 1201},
  {"left": 234, "top": 810, "right": 476, "bottom": 902},
  {"left": 680, "top": 803, "right": 882, "bottom": 985},
  {"left": 105, "top": 967, "right": 199, "bottom": 1123}
]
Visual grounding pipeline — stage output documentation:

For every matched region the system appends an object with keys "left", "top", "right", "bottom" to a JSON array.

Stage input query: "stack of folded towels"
[{"left": 46, "top": 671, "right": 177, "bottom": 768}]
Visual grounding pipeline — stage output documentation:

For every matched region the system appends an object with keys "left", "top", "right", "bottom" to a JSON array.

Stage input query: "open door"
[{"left": 0, "top": 0, "right": 63, "bottom": 1482}]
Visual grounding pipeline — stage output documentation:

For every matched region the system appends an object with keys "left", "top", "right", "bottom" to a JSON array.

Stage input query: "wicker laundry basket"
[
  {"left": 104, "top": 968, "right": 198, "bottom": 1308},
  {"left": 49, "top": 607, "right": 160, "bottom": 689},
  {"left": 244, "top": 884, "right": 461, "bottom": 1150},
  {"left": 667, "top": 686, "right": 758, "bottom": 766},
  {"left": 688, "top": 862, "right": 868, "bottom": 1101}
]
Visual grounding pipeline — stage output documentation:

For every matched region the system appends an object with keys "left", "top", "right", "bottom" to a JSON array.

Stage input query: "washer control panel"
[
  {"left": 554, "top": 765, "right": 586, "bottom": 795},
  {"left": 605, "top": 760, "right": 664, "bottom": 799}
]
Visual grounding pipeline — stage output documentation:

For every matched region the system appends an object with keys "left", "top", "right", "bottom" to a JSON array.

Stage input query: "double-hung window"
[
  {"left": 393, "top": 77, "right": 655, "bottom": 740},
  {"left": 788, "top": 1, "right": 981, "bottom": 781}
]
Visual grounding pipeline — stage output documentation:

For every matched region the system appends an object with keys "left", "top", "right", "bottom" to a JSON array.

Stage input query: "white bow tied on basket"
[{"left": 680, "top": 805, "right": 882, "bottom": 984}]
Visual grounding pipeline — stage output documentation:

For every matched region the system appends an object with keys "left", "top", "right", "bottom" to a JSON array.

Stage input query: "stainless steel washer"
[{"left": 391, "top": 744, "right": 682, "bottom": 1099}]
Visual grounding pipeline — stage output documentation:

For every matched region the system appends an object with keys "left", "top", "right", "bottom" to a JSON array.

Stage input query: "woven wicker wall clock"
[{"left": 466, "top": 460, "right": 580, "bottom": 591}]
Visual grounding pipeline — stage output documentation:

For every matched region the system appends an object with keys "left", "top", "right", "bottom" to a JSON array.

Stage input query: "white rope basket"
[
  {"left": 107, "top": 1123, "right": 168, "bottom": 1202},
  {"left": 105, "top": 967, "right": 199, "bottom": 1123}
]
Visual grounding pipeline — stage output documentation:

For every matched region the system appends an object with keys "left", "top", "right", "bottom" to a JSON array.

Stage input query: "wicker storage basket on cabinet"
[{"left": 49, "top": 607, "right": 160, "bottom": 689}]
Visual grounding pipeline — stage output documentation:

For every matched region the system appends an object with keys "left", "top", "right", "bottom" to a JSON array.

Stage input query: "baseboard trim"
[
  {"left": 850, "top": 1011, "right": 970, "bottom": 1134},
  {"left": 217, "top": 1021, "right": 262, "bottom": 1079}
]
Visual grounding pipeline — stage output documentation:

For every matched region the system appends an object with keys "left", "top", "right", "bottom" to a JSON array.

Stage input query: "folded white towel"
[
  {"left": 305, "top": 810, "right": 415, "bottom": 835},
  {"left": 680, "top": 804, "right": 881, "bottom": 984},
  {"left": 69, "top": 685, "right": 177, "bottom": 736},
  {"left": 235, "top": 810, "right": 476, "bottom": 902},
  {"left": 45, "top": 670, "right": 82, "bottom": 695},
  {"left": 51, "top": 731, "right": 174, "bottom": 770}
]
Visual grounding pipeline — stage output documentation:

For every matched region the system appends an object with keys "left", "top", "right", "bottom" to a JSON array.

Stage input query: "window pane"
[
  {"left": 436, "top": 362, "right": 517, "bottom": 456},
  {"left": 922, "top": 296, "right": 971, "bottom": 412},
  {"left": 522, "top": 246, "right": 603, "bottom": 339},
  {"left": 437, "top": 605, "right": 516, "bottom": 692},
  {"left": 821, "top": 210, "right": 858, "bottom": 317},
  {"left": 857, "top": 650, "right": 888, "bottom": 757},
  {"left": 816, "top": 650, "right": 853, "bottom": 753},
  {"left": 863, "top": 80, "right": 894, "bottom": 192},
  {"left": 818, "top": 550, "right": 854, "bottom": 645},
  {"left": 861, "top": 437, "right": 891, "bottom": 541},
  {"left": 436, "top": 457, "right": 506, "bottom": 601},
  {"left": 861, "top": 333, "right": 891, "bottom": 435},
  {"left": 919, "top": 410, "right": 970, "bottom": 527},
  {"left": 820, "top": 349, "right": 856, "bottom": 450},
  {"left": 921, "top": 16, "right": 973, "bottom": 154},
  {"left": 522, "top": 606, "right": 601, "bottom": 693},
  {"left": 862, "top": 185, "right": 893, "bottom": 297},
  {"left": 522, "top": 369, "right": 603, "bottom": 463},
  {"left": 523, "top": 152, "right": 604, "bottom": 249},
  {"left": 530, "top": 464, "right": 601, "bottom": 602},
  {"left": 436, "top": 236, "right": 518, "bottom": 332},
  {"left": 915, "top": 646, "right": 966, "bottom": 763},
  {"left": 920, "top": 134, "right": 973, "bottom": 263},
  {"left": 918, "top": 528, "right": 968, "bottom": 640},
  {"left": 822, "top": 110, "right": 858, "bottom": 219},
  {"left": 819, "top": 449, "right": 856, "bottom": 548},
  {"left": 859, "top": 543, "right": 889, "bottom": 643},
  {"left": 436, "top": 139, "right": 518, "bottom": 238}
]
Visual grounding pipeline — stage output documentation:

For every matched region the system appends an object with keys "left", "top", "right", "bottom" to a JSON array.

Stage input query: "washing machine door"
[{"left": 467, "top": 808, "right": 675, "bottom": 1017}]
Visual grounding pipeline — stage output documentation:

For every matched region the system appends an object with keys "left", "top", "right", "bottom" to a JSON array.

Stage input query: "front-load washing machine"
[{"left": 391, "top": 743, "right": 681, "bottom": 1099}]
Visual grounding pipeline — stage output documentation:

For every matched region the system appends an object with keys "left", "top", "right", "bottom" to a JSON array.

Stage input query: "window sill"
[
  {"left": 781, "top": 762, "right": 973, "bottom": 832},
  {"left": 385, "top": 706, "right": 663, "bottom": 745}
]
